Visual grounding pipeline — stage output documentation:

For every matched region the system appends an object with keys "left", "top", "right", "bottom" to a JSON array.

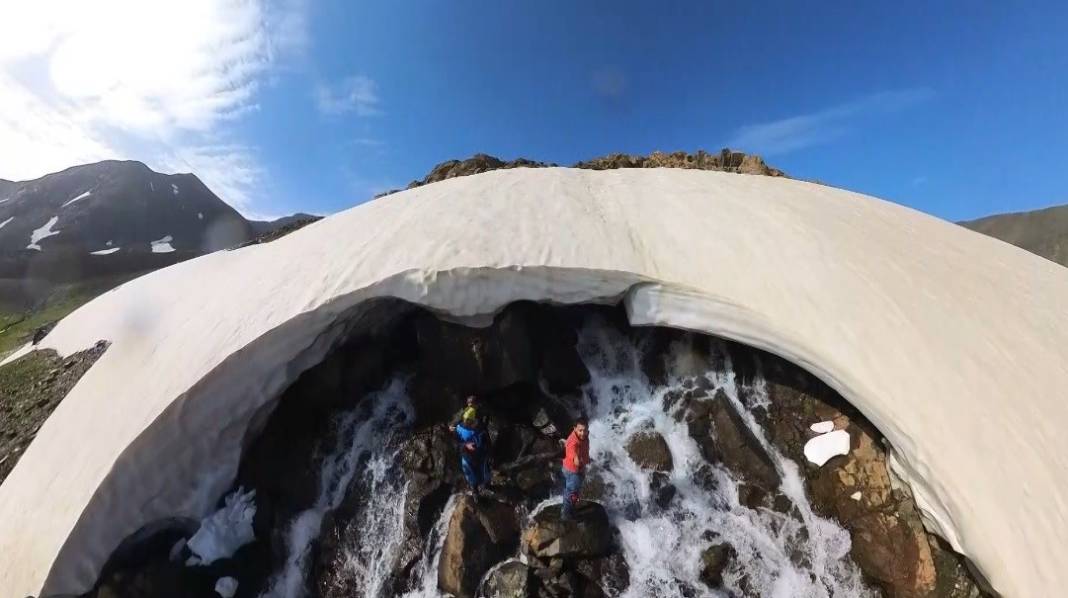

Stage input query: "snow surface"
[
  {"left": 150, "top": 235, "right": 175, "bottom": 253},
  {"left": 810, "top": 421, "right": 835, "bottom": 434},
  {"left": 185, "top": 488, "right": 256, "bottom": 565},
  {"left": 25, "top": 216, "right": 60, "bottom": 250},
  {"left": 215, "top": 577, "right": 238, "bottom": 598},
  {"left": 0, "top": 216, "right": 13, "bottom": 230},
  {"left": 89, "top": 248, "right": 120, "bottom": 256},
  {"left": 0, "top": 197, "right": 9, "bottom": 204},
  {"left": 171, "top": 183, "right": 179, "bottom": 195},
  {"left": 61, "top": 190, "right": 92, "bottom": 208},
  {"left": 2, "top": 168, "right": 1067, "bottom": 598},
  {"left": 851, "top": 492, "right": 862, "bottom": 501},
  {"left": 804, "top": 430, "right": 851, "bottom": 466}
]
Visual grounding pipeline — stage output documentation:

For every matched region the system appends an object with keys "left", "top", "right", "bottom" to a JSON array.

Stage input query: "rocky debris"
[
  {"left": 481, "top": 559, "right": 534, "bottom": 598},
  {"left": 246, "top": 214, "right": 323, "bottom": 245},
  {"left": 0, "top": 339, "right": 108, "bottom": 484},
  {"left": 624, "top": 428, "right": 673, "bottom": 472},
  {"left": 377, "top": 149, "right": 786, "bottom": 197},
  {"left": 524, "top": 502, "right": 614, "bottom": 560},
  {"left": 437, "top": 495, "right": 520, "bottom": 598},
  {"left": 574, "top": 149, "right": 786, "bottom": 177},
  {"left": 751, "top": 348, "right": 991, "bottom": 598},
  {"left": 699, "top": 542, "right": 736, "bottom": 588},
  {"left": 574, "top": 552, "right": 630, "bottom": 596}
]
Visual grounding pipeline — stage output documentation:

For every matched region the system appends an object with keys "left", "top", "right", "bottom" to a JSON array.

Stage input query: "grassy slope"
[{"left": 0, "top": 273, "right": 145, "bottom": 358}]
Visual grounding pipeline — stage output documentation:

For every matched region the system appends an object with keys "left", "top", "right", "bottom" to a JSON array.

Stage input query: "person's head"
[
  {"left": 465, "top": 395, "right": 478, "bottom": 407},
  {"left": 462, "top": 406, "right": 479, "bottom": 428},
  {"left": 573, "top": 417, "right": 588, "bottom": 440}
]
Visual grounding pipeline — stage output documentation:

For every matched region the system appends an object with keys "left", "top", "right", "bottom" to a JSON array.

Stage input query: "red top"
[{"left": 562, "top": 430, "right": 590, "bottom": 473}]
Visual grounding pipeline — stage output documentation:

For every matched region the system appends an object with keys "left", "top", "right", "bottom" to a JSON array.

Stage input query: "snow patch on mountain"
[
  {"left": 26, "top": 216, "right": 60, "bottom": 250},
  {"left": 172, "top": 184, "right": 179, "bottom": 196},
  {"left": 62, "top": 191, "right": 92, "bottom": 208},
  {"left": 151, "top": 235, "right": 175, "bottom": 253},
  {"left": 0, "top": 216, "right": 13, "bottom": 230},
  {"left": 90, "top": 248, "right": 121, "bottom": 255}
]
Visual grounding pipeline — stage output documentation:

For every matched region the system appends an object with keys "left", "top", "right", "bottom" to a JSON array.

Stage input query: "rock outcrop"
[
  {"left": 438, "top": 495, "right": 520, "bottom": 598},
  {"left": 377, "top": 148, "right": 786, "bottom": 197}
]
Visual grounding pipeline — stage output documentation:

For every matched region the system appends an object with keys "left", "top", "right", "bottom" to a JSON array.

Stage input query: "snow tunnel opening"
[{"left": 87, "top": 299, "right": 990, "bottom": 598}]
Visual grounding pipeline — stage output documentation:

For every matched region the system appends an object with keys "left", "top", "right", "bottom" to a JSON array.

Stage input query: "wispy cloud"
[
  {"left": 0, "top": 0, "right": 308, "bottom": 215},
  {"left": 152, "top": 144, "right": 265, "bottom": 217},
  {"left": 316, "top": 76, "right": 382, "bottom": 116},
  {"left": 728, "top": 88, "right": 935, "bottom": 155}
]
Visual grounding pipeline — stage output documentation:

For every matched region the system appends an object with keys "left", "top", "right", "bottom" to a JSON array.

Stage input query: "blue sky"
[{"left": 2, "top": 2, "right": 1066, "bottom": 221}]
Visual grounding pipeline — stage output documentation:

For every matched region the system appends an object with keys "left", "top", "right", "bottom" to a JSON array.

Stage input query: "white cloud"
[
  {"left": 316, "top": 76, "right": 382, "bottom": 116},
  {"left": 728, "top": 89, "right": 935, "bottom": 155},
  {"left": 0, "top": 0, "right": 307, "bottom": 216},
  {"left": 152, "top": 145, "right": 264, "bottom": 217}
]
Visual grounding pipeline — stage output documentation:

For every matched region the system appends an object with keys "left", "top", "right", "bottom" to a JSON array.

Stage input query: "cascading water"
[
  {"left": 260, "top": 379, "right": 415, "bottom": 598},
  {"left": 258, "top": 317, "right": 873, "bottom": 597},
  {"left": 574, "top": 320, "right": 874, "bottom": 597}
]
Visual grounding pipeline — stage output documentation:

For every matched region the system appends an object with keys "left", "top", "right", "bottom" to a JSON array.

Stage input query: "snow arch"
[{"left": 0, "top": 167, "right": 1066, "bottom": 597}]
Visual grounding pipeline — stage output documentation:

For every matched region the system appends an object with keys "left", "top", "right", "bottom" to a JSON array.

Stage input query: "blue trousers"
[
  {"left": 462, "top": 456, "right": 490, "bottom": 489},
  {"left": 561, "top": 467, "right": 584, "bottom": 518}
]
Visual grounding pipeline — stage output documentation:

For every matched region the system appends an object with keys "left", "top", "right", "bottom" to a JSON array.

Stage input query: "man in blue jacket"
[{"left": 454, "top": 412, "right": 491, "bottom": 497}]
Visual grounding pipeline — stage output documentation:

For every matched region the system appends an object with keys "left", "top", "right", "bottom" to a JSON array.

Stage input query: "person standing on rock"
[
  {"left": 453, "top": 411, "right": 491, "bottom": 498},
  {"left": 561, "top": 417, "right": 590, "bottom": 520}
]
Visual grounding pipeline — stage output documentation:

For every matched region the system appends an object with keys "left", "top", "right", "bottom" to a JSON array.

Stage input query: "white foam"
[
  {"left": 804, "top": 431, "right": 851, "bottom": 467},
  {"left": 90, "top": 248, "right": 120, "bottom": 256},
  {"left": 61, "top": 191, "right": 92, "bottom": 208},
  {"left": 185, "top": 487, "right": 256, "bottom": 566},
  {"left": 26, "top": 216, "right": 60, "bottom": 250},
  {"left": 810, "top": 421, "right": 835, "bottom": 434},
  {"left": 0, "top": 216, "right": 13, "bottom": 230}
]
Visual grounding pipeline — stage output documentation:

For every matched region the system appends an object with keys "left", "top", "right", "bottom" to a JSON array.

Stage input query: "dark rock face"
[
  {"left": 524, "top": 502, "right": 614, "bottom": 560},
  {"left": 699, "top": 542, "right": 736, "bottom": 587},
  {"left": 624, "top": 429, "right": 673, "bottom": 472},
  {"left": 437, "top": 495, "right": 520, "bottom": 598},
  {"left": 676, "top": 388, "right": 781, "bottom": 508},
  {"left": 0, "top": 340, "right": 108, "bottom": 484}
]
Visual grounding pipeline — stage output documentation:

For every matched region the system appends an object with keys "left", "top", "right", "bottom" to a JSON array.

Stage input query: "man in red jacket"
[{"left": 561, "top": 417, "right": 590, "bottom": 521}]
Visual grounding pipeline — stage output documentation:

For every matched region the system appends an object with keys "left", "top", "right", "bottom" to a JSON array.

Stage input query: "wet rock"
[
  {"left": 524, "top": 502, "right": 614, "bottom": 560},
  {"left": 624, "top": 429, "right": 673, "bottom": 472},
  {"left": 649, "top": 472, "right": 677, "bottom": 510},
  {"left": 574, "top": 551, "right": 630, "bottom": 595},
  {"left": 481, "top": 560, "right": 534, "bottom": 598},
  {"left": 438, "top": 495, "right": 520, "bottom": 598},
  {"left": 681, "top": 390, "right": 780, "bottom": 495},
  {"left": 699, "top": 543, "right": 736, "bottom": 588}
]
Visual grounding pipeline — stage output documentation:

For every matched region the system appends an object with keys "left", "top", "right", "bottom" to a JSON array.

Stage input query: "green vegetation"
[{"left": 0, "top": 273, "right": 141, "bottom": 358}]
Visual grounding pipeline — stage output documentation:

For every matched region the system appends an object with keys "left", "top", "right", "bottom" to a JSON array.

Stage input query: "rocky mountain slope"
[{"left": 959, "top": 203, "right": 1068, "bottom": 267}]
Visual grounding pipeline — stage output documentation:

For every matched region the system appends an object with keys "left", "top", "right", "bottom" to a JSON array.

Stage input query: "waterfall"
[
  {"left": 574, "top": 320, "right": 874, "bottom": 597},
  {"left": 259, "top": 317, "right": 873, "bottom": 597}
]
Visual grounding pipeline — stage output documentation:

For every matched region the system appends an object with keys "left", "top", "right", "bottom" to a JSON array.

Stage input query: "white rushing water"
[
  {"left": 260, "top": 379, "right": 414, "bottom": 598},
  {"left": 261, "top": 318, "right": 873, "bottom": 597},
  {"left": 575, "top": 320, "right": 873, "bottom": 598}
]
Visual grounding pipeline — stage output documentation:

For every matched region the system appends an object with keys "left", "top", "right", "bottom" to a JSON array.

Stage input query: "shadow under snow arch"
[{"left": 0, "top": 167, "right": 1065, "bottom": 597}]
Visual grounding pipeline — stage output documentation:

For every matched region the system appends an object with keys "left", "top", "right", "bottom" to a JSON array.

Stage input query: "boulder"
[
  {"left": 438, "top": 495, "right": 520, "bottom": 598},
  {"left": 624, "top": 429, "right": 673, "bottom": 472},
  {"left": 524, "top": 502, "right": 614, "bottom": 560},
  {"left": 574, "top": 552, "right": 630, "bottom": 595},
  {"left": 481, "top": 560, "right": 534, "bottom": 598},
  {"left": 681, "top": 390, "right": 780, "bottom": 499},
  {"left": 699, "top": 542, "right": 736, "bottom": 588}
]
